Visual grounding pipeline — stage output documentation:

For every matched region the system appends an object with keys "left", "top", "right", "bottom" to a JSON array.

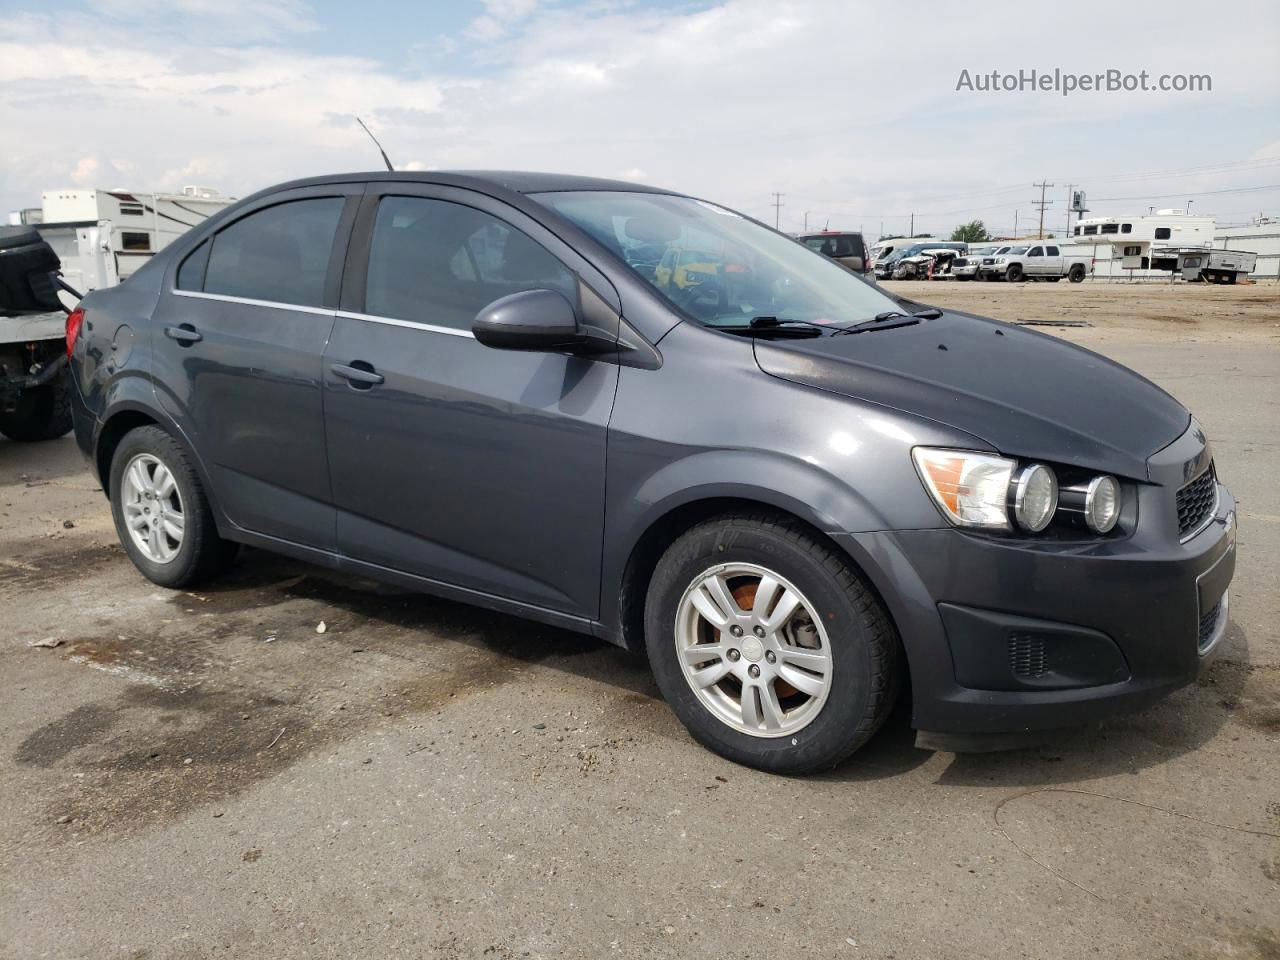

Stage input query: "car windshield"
[
  {"left": 533, "top": 191, "right": 899, "bottom": 328},
  {"left": 1006, "top": 245, "right": 1030, "bottom": 255}
]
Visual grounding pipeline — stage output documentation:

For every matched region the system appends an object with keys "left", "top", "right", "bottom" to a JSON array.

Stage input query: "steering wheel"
[{"left": 672, "top": 274, "right": 725, "bottom": 313}]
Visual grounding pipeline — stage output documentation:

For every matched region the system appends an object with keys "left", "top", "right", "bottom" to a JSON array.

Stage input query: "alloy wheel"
[{"left": 120, "top": 453, "right": 185, "bottom": 564}]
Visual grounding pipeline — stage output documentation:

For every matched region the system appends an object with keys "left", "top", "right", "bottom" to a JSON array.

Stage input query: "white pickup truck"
[{"left": 979, "top": 242, "right": 1092, "bottom": 283}]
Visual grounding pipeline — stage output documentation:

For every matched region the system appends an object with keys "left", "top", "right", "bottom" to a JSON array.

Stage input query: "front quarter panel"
[{"left": 600, "top": 321, "right": 985, "bottom": 632}]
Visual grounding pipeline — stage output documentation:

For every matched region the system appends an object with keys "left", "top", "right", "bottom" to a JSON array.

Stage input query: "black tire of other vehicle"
[
  {"left": 109, "top": 425, "right": 238, "bottom": 588},
  {"left": 644, "top": 514, "right": 900, "bottom": 774},
  {"left": 1006, "top": 263, "right": 1024, "bottom": 282},
  {"left": 0, "top": 369, "right": 72, "bottom": 441},
  {"left": 1068, "top": 264, "right": 1086, "bottom": 283}
]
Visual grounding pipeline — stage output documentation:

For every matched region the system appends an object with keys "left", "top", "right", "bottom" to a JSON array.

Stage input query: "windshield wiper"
[
  {"left": 833, "top": 306, "right": 942, "bottom": 335},
  {"left": 715, "top": 317, "right": 824, "bottom": 338}
]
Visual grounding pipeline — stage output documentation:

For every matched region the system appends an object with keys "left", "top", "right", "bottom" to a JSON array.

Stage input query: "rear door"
[
  {"left": 154, "top": 185, "right": 361, "bottom": 548},
  {"left": 1044, "top": 244, "right": 1063, "bottom": 275},
  {"left": 321, "top": 183, "right": 620, "bottom": 618}
]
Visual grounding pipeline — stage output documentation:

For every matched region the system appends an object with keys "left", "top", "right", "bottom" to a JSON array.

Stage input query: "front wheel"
[
  {"left": 1005, "top": 263, "right": 1024, "bottom": 282},
  {"left": 645, "top": 515, "right": 899, "bottom": 774},
  {"left": 109, "top": 425, "right": 238, "bottom": 587}
]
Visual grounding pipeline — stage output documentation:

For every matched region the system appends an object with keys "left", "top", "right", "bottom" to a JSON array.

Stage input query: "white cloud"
[{"left": 2, "top": 0, "right": 1278, "bottom": 236}]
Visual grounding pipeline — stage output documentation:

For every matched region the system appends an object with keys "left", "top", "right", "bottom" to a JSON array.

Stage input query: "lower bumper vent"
[{"left": 1009, "top": 635, "right": 1048, "bottom": 679}]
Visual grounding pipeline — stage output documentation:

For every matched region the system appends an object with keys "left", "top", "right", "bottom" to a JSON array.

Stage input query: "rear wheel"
[
  {"left": 109, "top": 425, "right": 238, "bottom": 587},
  {"left": 645, "top": 515, "right": 899, "bottom": 774},
  {"left": 0, "top": 370, "right": 72, "bottom": 442},
  {"left": 1068, "top": 264, "right": 1086, "bottom": 283}
]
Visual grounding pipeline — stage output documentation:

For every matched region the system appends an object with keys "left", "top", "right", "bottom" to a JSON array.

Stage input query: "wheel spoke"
[
  {"left": 739, "top": 684, "right": 762, "bottom": 728},
  {"left": 681, "top": 643, "right": 726, "bottom": 666},
  {"left": 761, "top": 587, "right": 802, "bottom": 631},
  {"left": 153, "top": 464, "right": 176, "bottom": 499},
  {"left": 759, "top": 682, "right": 785, "bottom": 730},
  {"left": 690, "top": 659, "right": 734, "bottom": 688},
  {"left": 779, "top": 646, "right": 829, "bottom": 671},
  {"left": 778, "top": 663, "right": 825, "bottom": 698},
  {"left": 690, "top": 574, "right": 738, "bottom": 628},
  {"left": 751, "top": 574, "right": 782, "bottom": 621},
  {"left": 128, "top": 460, "right": 150, "bottom": 496},
  {"left": 148, "top": 524, "right": 166, "bottom": 560},
  {"left": 162, "top": 515, "right": 184, "bottom": 540}
]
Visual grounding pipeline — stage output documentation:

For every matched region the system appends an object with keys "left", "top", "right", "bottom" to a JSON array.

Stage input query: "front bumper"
[{"left": 836, "top": 454, "right": 1236, "bottom": 736}]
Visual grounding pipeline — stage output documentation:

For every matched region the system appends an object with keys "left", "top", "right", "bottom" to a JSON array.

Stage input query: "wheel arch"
[{"left": 611, "top": 495, "right": 905, "bottom": 670}]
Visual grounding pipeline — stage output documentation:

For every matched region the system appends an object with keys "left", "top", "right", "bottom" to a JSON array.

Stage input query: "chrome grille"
[{"left": 1176, "top": 465, "right": 1216, "bottom": 539}]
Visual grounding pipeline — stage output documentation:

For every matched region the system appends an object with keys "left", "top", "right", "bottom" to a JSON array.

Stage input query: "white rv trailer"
[
  {"left": 8, "top": 186, "right": 235, "bottom": 293},
  {"left": 1062, "top": 209, "right": 1214, "bottom": 278}
]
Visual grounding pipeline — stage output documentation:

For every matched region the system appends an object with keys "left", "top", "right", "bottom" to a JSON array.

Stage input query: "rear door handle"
[
  {"left": 164, "top": 324, "right": 202, "bottom": 344},
  {"left": 330, "top": 362, "right": 384, "bottom": 387}
]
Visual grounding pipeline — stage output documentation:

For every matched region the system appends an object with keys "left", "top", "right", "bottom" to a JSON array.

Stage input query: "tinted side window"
[
  {"left": 1046, "top": 246, "right": 1060, "bottom": 255},
  {"left": 365, "top": 196, "right": 576, "bottom": 331},
  {"left": 203, "top": 198, "right": 344, "bottom": 307},
  {"left": 177, "top": 239, "right": 210, "bottom": 290}
]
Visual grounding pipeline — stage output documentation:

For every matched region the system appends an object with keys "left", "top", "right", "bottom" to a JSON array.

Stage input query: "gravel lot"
[{"left": 2, "top": 282, "right": 1277, "bottom": 959}]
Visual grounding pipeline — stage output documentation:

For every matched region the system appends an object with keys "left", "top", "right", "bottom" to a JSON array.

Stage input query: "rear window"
[
  {"left": 202, "top": 197, "right": 345, "bottom": 307},
  {"left": 801, "top": 234, "right": 862, "bottom": 258}
]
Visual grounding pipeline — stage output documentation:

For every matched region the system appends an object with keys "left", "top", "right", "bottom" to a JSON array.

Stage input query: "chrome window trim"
[
  {"left": 335, "top": 310, "right": 476, "bottom": 339},
  {"left": 172, "top": 289, "right": 334, "bottom": 316}
]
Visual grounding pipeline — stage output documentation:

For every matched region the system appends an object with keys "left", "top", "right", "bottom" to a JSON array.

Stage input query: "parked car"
[
  {"left": 951, "top": 244, "right": 1010, "bottom": 280},
  {"left": 876, "top": 240, "right": 967, "bottom": 279},
  {"left": 981, "top": 243, "right": 1092, "bottom": 282},
  {"left": 798, "top": 231, "right": 869, "bottom": 273},
  {"left": 55, "top": 171, "right": 1235, "bottom": 774},
  {"left": 892, "top": 246, "right": 965, "bottom": 280}
]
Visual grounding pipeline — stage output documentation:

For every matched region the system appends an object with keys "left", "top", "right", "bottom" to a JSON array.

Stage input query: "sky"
[{"left": 2, "top": 0, "right": 1279, "bottom": 238}]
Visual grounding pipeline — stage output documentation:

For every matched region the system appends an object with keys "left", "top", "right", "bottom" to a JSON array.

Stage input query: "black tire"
[
  {"left": 108, "top": 425, "right": 238, "bottom": 588},
  {"left": 644, "top": 514, "right": 899, "bottom": 774},
  {"left": 1005, "top": 263, "right": 1024, "bottom": 282},
  {"left": 1068, "top": 264, "right": 1086, "bottom": 283},
  {"left": 0, "top": 369, "right": 72, "bottom": 442}
]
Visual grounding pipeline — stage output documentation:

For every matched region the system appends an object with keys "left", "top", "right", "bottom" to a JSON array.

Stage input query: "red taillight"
[{"left": 65, "top": 307, "right": 85, "bottom": 358}]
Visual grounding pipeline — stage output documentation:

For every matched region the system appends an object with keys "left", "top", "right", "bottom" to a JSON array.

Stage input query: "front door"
[
  {"left": 154, "top": 186, "right": 360, "bottom": 547},
  {"left": 322, "top": 185, "right": 620, "bottom": 618}
]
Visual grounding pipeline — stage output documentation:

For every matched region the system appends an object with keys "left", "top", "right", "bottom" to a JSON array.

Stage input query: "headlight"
[
  {"left": 1084, "top": 475, "right": 1120, "bottom": 533},
  {"left": 912, "top": 449, "right": 1015, "bottom": 530},
  {"left": 994, "top": 257, "right": 1006, "bottom": 263},
  {"left": 1012, "top": 463, "right": 1058, "bottom": 532}
]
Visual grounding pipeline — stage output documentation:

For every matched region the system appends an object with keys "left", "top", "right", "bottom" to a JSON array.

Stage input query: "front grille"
[
  {"left": 1009, "top": 635, "right": 1048, "bottom": 679},
  {"left": 953, "top": 257, "right": 969, "bottom": 266},
  {"left": 1176, "top": 465, "right": 1217, "bottom": 538},
  {"left": 1198, "top": 598, "right": 1223, "bottom": 653}
]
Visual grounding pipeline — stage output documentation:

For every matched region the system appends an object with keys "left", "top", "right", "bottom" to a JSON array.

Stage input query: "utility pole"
[
  {"left": 803, "top": 211, "right": 811, "bottom": 232},
  {"left": 1064, "top": 183, "right": 1075, "bottom": 237},
  {"left": 770, "top": 192, "right": 784, "bottom": 230},
  {"left": 1013, "top": 209, "right": 1018, "bottom": 238},
  {"left": 1032, "top": 181, "right": 1054, "bottom": 239},
  {"left": 909, "top": 213, "right": 914, "bottom": 235}
]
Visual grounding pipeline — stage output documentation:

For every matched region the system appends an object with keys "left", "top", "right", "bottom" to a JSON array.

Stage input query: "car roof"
[{"left": 250, "top": 170, "right": 678, "bottom": 201}]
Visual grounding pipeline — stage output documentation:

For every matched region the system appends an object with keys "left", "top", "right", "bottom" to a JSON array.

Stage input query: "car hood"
[{"left": 752, "top": 310, "right": 1189, "bottom": 479}]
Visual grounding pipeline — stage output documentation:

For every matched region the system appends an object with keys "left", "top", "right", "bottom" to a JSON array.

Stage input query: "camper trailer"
[{"left": 1065, "top": 210, "right": 1214, "bottom": 278}]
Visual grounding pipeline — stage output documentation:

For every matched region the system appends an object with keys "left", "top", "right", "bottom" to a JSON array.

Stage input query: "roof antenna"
[{"left": 355, "top": 116, "right": 394, "bottom": 171}]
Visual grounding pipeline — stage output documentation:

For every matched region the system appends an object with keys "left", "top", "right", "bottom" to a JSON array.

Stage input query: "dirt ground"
[{"left": 1, "top": 283, "right": 1278, "bottom": 959}]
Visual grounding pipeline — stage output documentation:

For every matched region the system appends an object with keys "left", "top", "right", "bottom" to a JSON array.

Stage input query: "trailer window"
[
  {"left": 1155, "top": 227, "right": 1172, "bottom": 240},
  {"left": 1082, "top": 225, "right": 1097, "bottom": 235},
  {"left": 1100, "top": 224, "right": 1119, "bottom": 234},
  {"left": 121, "top": 231, "right": 151, "bottom": 252},
  {"left": 1073, "top": 226, "right": 1080, "bottom": 236},
  {"left": 1121, "top": 223, "right": 1132, "bottom": 233},
  {"left": 1123, "top": 245, "right": 1142, "bottom": 257}
]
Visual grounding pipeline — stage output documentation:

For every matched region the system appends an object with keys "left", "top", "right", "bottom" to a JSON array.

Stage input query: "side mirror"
[
  {"left": 473, "top": 288, "right": 584, "bottom": 351},
  {"left": 0, "top": 226, "right": 63, "bottom": 317}
]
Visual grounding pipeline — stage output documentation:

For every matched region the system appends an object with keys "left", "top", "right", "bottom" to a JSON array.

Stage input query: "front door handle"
[
  {"left": 164, "top": 324, "right": 202, "bottom": 344},
  {"left": 330, "top": 362, "right": 385, "bottom": 387}
]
